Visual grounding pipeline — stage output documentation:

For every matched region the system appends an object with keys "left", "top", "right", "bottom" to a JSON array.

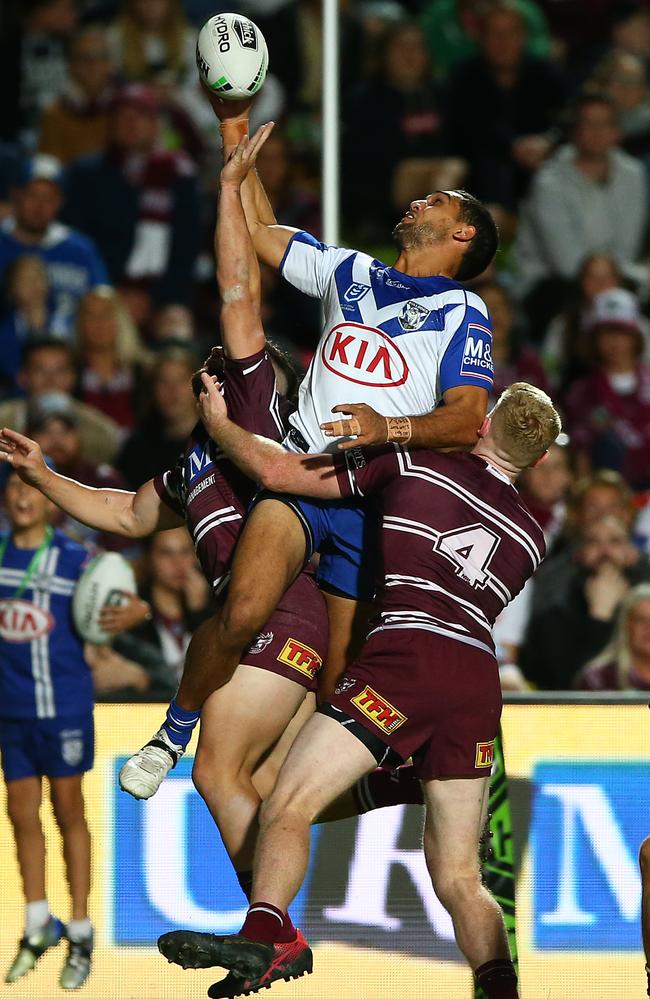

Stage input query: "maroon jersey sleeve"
[
  {"left": 153, "top": 454, "right": 185, "bottom": 518},
  {"left": 335, "top": 444, "right": 402, "bottom": 498},
  {"left": 223, "top": 349, "right": 286, "bottom": 443}
]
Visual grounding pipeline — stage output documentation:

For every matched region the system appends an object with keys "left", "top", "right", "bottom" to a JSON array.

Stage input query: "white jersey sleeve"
[{"left": 279, "top": 231, "right": 355, "bottom": 299}]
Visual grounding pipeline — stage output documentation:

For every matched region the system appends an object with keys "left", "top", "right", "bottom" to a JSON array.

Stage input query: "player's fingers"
[
  {"left": 247, "top": 121, "right": 275, "bottom": 161},
  {"left": 0, "top": 427, "right": 32, "bottom": 447},
  {"left": 321, "top": 417, "right": 360, "bottom": 438},
  {"left": 200, "top": 371, "right": 219, "bottom": 394},
  {"left": 337, "top": 438, "right": 365, "bottom": 451}
]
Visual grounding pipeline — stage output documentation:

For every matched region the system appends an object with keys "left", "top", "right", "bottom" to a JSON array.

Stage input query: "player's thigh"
[
  {"left": 319, "top": 591, "right": 372, "bottom": 699},
  {"left": 252, "top": 693, "right": 316, "bottom": 800},
  {"left": 5, "top": 776, "right": 42, "bottom": 825},
  {"left": 421, "top": 775, "right": 490, "bottom": 879},
  {"left": 262, "top": 712, "right": 377, "bottom": 824},
  {"left": 224, "top": 499, "right": 308, "bottom": 631},
  {"left": 195, "top": 666, "right": 309, "bottom": 780}
]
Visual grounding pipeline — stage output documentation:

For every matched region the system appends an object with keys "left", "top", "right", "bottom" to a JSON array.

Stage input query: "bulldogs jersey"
[
  {"left": 154, "top": 350, "right": 290, "bottom": 594},
  {"left": 280, "top": 232, "right": 494, "bottom": 453},
  {"left": 0, "top": 529, "right": 92, "bottom": 720},
  {"left": 336, "top": 446, "right": 545, "bottom": 656}
]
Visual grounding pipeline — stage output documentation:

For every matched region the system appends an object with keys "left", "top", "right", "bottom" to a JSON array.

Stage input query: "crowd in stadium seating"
[{"left": 0, "top": 0, "right": 649, "bottom": 696}]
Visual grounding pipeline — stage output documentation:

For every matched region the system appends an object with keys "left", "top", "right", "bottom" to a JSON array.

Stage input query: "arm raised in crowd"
[{"left": 0, "top": 428, "right": 182, "bottom": 538}]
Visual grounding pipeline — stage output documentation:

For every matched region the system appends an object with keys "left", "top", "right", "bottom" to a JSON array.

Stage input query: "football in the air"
[
  {"left": 196, "top": 12, "right": 268, "bottom": 100},
  {"left": 72, "top": 552, "right": 136, "bottom": 645}
]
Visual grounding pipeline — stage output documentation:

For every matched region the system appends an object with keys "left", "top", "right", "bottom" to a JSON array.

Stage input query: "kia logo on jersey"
[
  {"left": 0, "top": 599, "right": 54, "bottom": 642},
  {"left": 321, "top": 323, "right": 409, "bottom": 388}
]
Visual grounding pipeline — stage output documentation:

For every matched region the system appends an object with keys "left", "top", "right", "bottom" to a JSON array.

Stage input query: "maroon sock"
[
  {"left": 236, "top": 870, "right": 253, "bottom": 902},
  {"left": 475, "top": 959, "right": 519, "bottom": 999},
  {"left": 240, "top": 903, "right": 296, "bottom": 944},
  {"left": 352, "top": 764, "right": 424, "bottom": 814}
]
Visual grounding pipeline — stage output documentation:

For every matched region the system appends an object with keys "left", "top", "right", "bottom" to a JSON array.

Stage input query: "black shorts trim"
[
  {"left": 318, "top": 580, "right": 359, "bottom": 600},
  {"left": 317, "top": 703, "right": 405, "bottom": 768},
  {"left": 252, "top": 490, "right": 314, "bottom": 561}
]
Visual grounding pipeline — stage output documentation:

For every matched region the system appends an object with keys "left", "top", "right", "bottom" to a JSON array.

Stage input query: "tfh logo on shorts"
[
  {"left": 351, "top": 685, "right": 407, "bottom": 733},
  {"left": 398, "top": 301, "right": 430, "bottom": 331},
  {"left": 475, "top": 741, "right": 495, "bottom": 768},
  {"left": 460, "top": 324, "right": 493, "bottom": 383},
  {"left": 277, "top": 638, "right": 322, "bottom": 677},
  {"left": 321, "top": 323, "right": 409, "bottom": 388},
  {"left": 247, "top": 632, "right": 274, "bottom": 655}
]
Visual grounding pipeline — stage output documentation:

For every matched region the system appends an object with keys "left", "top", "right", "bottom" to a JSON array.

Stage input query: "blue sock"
[{"left": 161, "top": 700, "right": 200, "bottom": 750}]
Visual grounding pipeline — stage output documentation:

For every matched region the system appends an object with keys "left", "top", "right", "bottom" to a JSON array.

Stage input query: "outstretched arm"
[
  {"left": 217, "top": 125, "right": 272, "bottom": 360},
  {"left": 0, "top": 429, "right": 183, "bottom": 537},
  {"left": 197, "top": 374, "right": 341, "bottom": 498},
  {"left": 321, "top": 385, "right": 488, "bottom": 451}
]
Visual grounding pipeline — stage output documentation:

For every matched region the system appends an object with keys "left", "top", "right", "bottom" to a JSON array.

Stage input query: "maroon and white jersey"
[
  {"left": 153, "top": 350, "right": 289, "bottom": 594},
  {"left": 335, "top": 445, "right": 546, "bottom": 656}
]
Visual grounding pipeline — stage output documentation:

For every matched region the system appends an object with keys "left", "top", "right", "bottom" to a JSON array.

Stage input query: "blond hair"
[
  {"left": 584, "top": 584, "right": 650, "bottom": 689},
  {"left": 76, "top": 286, "right": 150, "bottom": 366},
  {"left": 490, "top": 382, "right": 561, "bottom": 468}
]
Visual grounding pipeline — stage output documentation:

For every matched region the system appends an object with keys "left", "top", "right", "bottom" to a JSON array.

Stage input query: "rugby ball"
[
  {"left": 72, "top": 552, "right": 136, "bottom": 645},
  {"left": 196, "top": 13, "right": 268, "bottom": 100}
]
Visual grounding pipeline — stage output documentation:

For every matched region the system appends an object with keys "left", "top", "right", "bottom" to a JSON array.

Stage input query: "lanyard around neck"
[{"left": 0, "top": 526, "right": 54, "bottom": 600}]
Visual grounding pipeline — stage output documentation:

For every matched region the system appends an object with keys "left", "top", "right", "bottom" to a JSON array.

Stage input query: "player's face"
[
  {"left": 5, "top": 475, "right": 52, "bottom": 531},
  {"left": 14, "top": 180, "right": 62, "bottom": 237},
  {"left": 393, "top": 191, "right": 463, "bottom": 249},
  {"left": 627, "top": 599, "right": 650, "bottom": 659}
]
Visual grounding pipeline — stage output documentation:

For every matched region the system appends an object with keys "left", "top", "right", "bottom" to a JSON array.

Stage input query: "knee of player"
[
  {"left": 640, "top": 836, "right": 650, "bottom": 873},
  {"left": 427, "top": 861, "right": 481, "bottom": 911},
  {"left": 51, "top": 793, "right": 86, "bottom": 831},
  {"left": 192, "top": 752, "right": 231, "bottom": 800},
  {"left": 220, "top": 594, "right": 266, "bottom": 648},
  {"left": 259, "top": 785, "right": 315, "bottom": 830},
  {"left": 6, "top": 791, "right": 40, "bottom": 828}
]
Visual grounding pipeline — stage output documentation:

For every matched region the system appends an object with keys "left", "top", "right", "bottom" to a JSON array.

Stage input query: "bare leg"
[
  {"left": 640, "top": 837, "right": 650, "bottom": 985},
  {"left": 192, "top": 668, "right": 307, "bottom": 872},
  {"left": 176, "top": 501, "right": 307, "bottom": 711},
  {"left": 252, "top": 713, "right": 376, "bottom": 910},
  {"left": 318, "top": 592, "right": 371, "bottom": 702},
  {"left": 6, "top": 777, "right": 46, "bottom": 903},
  {"left": 251, "top": 694, "right": 315, "bottom": 802},
  {"left": 49, "top": 776, "right": 90, "bottom": 921},
  {"left": 422, "top": 776, "right": 511, "bottom": 971}
]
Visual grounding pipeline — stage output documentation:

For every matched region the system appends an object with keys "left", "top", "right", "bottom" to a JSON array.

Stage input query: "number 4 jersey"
[
  {"left": 279, "top": 232, "right": 494, "bottom": 453},
  {"left": 335, "top": 445, "right": 546, "bottom": 656}
]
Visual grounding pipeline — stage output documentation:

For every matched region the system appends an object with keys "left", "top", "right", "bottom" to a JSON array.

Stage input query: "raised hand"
[
  {"left": 0, "top": 428, "right": 51, "bottom": 486},
  {"left": 197, "top": 371, "right": 228, "bottom": 435},
  {"left": 320, "top": 403, "right": 389, "bottom": 451},
  {"left": 220, "top": 122, "right": 275, "bottom": 187}
]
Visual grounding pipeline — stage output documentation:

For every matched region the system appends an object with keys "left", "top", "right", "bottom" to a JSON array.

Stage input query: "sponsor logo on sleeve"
[
  {"left": 351, "top": 685, "right": 407, "bottom": 733},
  {"left": 460, "top": 324, "right": 493, "bottom": 382},
  {"left": 0, "top": 599, "right": 54, "bottom": 642},
  {"left": 277, "top": 638, "right": 322, "bottom": 677},
  {"left": 398, "top": 301, "right": 431, "bottom": 331},
  {"left": 475, "top": 740, "right": 495, "bottom": 768}
]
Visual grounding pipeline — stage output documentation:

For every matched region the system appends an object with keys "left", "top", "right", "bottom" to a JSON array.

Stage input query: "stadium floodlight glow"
[{"left": 322, "top": 0, "right": 340, "bottom": 247}]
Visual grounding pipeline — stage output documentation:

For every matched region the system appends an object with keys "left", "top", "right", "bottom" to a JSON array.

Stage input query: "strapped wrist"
[
  {"left": 385, "top": 416, "right": 412, "bottom": 444},
  {"left": 219, "top": 117, "right": 249, "bottom": 146}
]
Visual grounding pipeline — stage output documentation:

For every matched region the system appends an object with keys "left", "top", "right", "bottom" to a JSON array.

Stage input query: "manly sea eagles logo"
[
  {"left": 399, "top": 300, "right": 430, "bottom": 331},
  {"left": 234, "top": 18, "right": 258, "bottom": 50},
  {"left": 335, "top": 676, "right": 357, "bottom": 695},
  {"left": 247, "top": 632, "right": 274, "bottom": 655}
]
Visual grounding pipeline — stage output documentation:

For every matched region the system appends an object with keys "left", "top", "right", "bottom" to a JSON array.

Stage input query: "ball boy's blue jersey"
[{"left": 0, "top": 529, "right": 93, "bottom": 720}]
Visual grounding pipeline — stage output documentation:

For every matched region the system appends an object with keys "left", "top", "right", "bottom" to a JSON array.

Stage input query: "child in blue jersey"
[{"left": 0, "top": 469, "right": 94, "bottom": 990}]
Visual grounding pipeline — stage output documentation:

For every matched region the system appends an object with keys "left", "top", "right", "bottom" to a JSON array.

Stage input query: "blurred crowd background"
[{"left": 0, "top": 0, "right": 650, "bottom": 697}]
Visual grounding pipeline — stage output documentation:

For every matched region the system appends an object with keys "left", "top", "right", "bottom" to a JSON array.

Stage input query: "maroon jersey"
[
  {"left": 335, "top": 445, "right": 546, "bottom": 656},
  {"left": 153, "top": 349, "right": 288, "bottom": 594}
]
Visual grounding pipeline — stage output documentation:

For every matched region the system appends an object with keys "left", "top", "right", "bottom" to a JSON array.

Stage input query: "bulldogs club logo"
[
  {"left": 61, "top": 730, "right": 84, "bottom": 767},
  {"left": 246, "top": 632, "right": 274, "bottom": 656},
  {"left": 398, "top": 301, "right": 430, "bottom": 332}
]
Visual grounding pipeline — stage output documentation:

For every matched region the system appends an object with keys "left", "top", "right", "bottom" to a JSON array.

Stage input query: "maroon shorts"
[
  {"left": 239, "top": 570, "right": 328, "bottom": 693},
  {"left": 322, "top": 629, "right": 501, "bottom": 780}
]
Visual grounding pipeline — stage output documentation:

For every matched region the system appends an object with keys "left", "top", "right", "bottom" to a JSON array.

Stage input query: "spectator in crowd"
[
  {"left": 610, "top": 5, "right": 650, "bottom": 64},
  {"left": 256, "top": 130, "right": 321, "bottom": 237},
  {"left": 106, "top": 0, "right": 196, "bottom": 87},
  {"left": 117, "top": 346, "right": 199, "bottom": 488},
  {"left": 150, "top": 302, "right": 195, "bottom": 345},
  {"left": 420, "top": 0, "right": 551, "bottom": 81},
  {"left": 478, "top": 280, "right": 549, "bottom": 400},
  {"left": 594, "top": 52, "right": 650, "bottom": 161},
  {"left": 575, "top": 583, "right": 650, "bottom": 691},
  {"left": 520, "top": 513, "right": 650, "bottom": 689},
  {"left": 541, "top": 252, "right": 624, "bottom": 389},
  {"left": 447, "top": 1, "right": 565, "bottom": 212},
  {"left": 567, "top": 468, "right": 637, "bottom": 536},
  {"left": 0, "top": 0, "right": 78, "bottom": 147},
  {"left": 0, "top": 142, "right": 23, "bottom": 214},
  {"left": 563, "top": 288, "right": 650, "bottom": 490},
  {"left": 126, "top": 528, "right": 213, "bottom": 684},
  {"left": 0, "top": 256, "right": 49, "bottom": 393},
  {"left": 25, "top": 394, "right": 128, "bottom": 551},
  {"left": 514, "top": 94, "right": 648, "bottom": 334},
  {"left": 38, "top": 28, "right": 116, "bottom": 165},
  {"left": 0, "top": 339, "right": 122, "bottom": 466},
  {"left": 342, "top": 20, "right": 464, "bottom": 239},
  {"left": 0, "top": 155, "right": 109, "bottom": 340},
  {"left": 85, "top": 638, "right": 177, "bottom": 702},
  {"left": 76, "top": 288, "right": 146, "bottom": 433},
  {"left": 63, "top": 85, "right": 200, "bottom": 324}
]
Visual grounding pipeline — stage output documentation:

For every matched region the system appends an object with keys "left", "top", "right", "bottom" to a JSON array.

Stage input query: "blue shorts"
[
  {"left": 0, "top": 713, "right": 95, "bottom": 782},
  {"left": 260, "top": 493, "right": 378, "bottom": 601}
]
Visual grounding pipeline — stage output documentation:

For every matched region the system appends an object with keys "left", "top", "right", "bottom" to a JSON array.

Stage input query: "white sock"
[
  {"left": 25, "top": 900, "right": 50, "bottom": 937},
  {"left": 67, "top": 917, "right": 92, "bottom": 942}
]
